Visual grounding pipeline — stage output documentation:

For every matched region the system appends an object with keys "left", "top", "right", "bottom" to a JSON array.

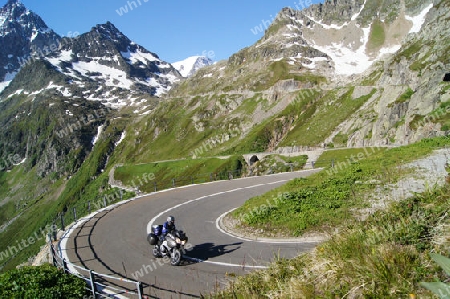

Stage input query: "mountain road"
[{"left": 61, "top": 169, "right": 323, "bottom": 298}]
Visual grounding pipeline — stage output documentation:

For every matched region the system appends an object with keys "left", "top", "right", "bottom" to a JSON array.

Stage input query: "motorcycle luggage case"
[{"left": 147, "top": 233, "right": 158, "bottom": 245}]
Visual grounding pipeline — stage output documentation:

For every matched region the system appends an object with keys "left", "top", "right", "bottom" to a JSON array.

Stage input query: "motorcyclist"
[
  {"left": 162, "top": 215, "right": 176, "bottom": 236},
  {"left": 160, "top": 216, "right": 175, "bottom": 254}
]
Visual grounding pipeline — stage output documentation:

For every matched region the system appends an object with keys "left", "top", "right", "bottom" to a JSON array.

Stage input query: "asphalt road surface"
[{"left": 62, "top": 170, "right": 323, "bottom": 298}]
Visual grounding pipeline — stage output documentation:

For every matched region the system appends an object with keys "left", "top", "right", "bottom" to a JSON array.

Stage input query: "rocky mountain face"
[
  {"left": 0, "top": 0, "right": 61, "bottom": 92},
  {"left": 0, "top": 67, "right": 108, "bottom": 178},
  {"left": 2, "top": 21, "right": 182, "bottom": 109},
  {"left": 340, "top": 0, "right": 450, "bottom": 147},
  {"left": 0, "top": 0, "right": 182, "bottom": 180},
  {"left": 45, "top": 22, "right": 182, "bottom": 108},
  {"left": 161, "top": 0, "right": 447, "bottom": 153}
]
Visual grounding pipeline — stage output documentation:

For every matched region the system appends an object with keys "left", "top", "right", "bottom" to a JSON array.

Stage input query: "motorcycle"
[{"left": 147, "top": 225, "right": 188, "bottom": 266}]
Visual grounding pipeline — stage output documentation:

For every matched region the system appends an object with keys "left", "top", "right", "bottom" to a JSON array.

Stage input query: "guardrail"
[{"left": 50, "top": 243, "right": 144, "bottom": 298}]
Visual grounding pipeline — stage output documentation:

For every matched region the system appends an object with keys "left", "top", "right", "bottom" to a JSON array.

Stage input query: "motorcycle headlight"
[
  {"left": 181, "top": 240, "right": 186, "bottom": 245},
  {"left": 176, "top": 237, "right": 181, "bottom": 243}
]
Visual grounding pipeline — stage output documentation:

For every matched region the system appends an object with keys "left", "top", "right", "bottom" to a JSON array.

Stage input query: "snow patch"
[
  {"left": 121, "top": 48, "right": 158, "bottom": 64},
  {"left": 0, "top": 71, "right": 17, "bottom": 93},
  {"left": 351, "top": 0, "right": 366, "bottom": 21},
  {"left": 7, "top": 89, "right": 24, "bottom": 99},
  {"left": 92, "top": 125, "right": 104, "bottom": 145},
  {"left": 115, "top": 131, "right": 126, "bottom": 146},
  {"left": 378, "top": 44, "right": 402, "bottom": 58},
  {"left": 72, "top": 61, "right": 134, "bottom": 89},
  {"left": 306, "top": 14, "right": 349, "bottom": 30},
  {"left": 30, "top": 28, "right": 38, "bottom": 41},
  {"left": 46, "top": 50, "right": 73, "bottom": 72},
  {"left": 406, "top": 4, "right": 433, "bottom": 34},
  {"left": 310, "top": 27, "right": 372, "bottom": 76},
  {"left": 304, "top": 56, "right": 328, "bottom": 69}
]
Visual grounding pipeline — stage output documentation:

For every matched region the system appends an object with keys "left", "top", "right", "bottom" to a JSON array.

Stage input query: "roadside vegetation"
[
  {"left": 115, "top": 155, "right": 247, "bottom": 192},
  {"left": 0, "top": 264, "right": 87, "bottom": 298},
  {"left": 215, "top": 136, "right": 450, "bottom": 298},
  {"left": 215, "top": 186, "right": 449, "bottom": 298},
  {"left": 231, "top": 138, "right": 448, "bottom": 236}
]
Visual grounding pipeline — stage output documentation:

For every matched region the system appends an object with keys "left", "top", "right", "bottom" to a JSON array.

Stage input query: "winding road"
[{"left": 61, "top": 170, "right": 322, "bottom": 298}]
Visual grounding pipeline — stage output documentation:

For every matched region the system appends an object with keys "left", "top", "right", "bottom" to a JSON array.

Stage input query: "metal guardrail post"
[
  {"left": 154, "top": 182, "right": 157, "bottom": 192},
  {"left": 50, "top": 243, "right": 57, "bottom": 267},
  {"left": 51, "top": 222, "right": 56, "bottom": 241},
  {"left": 63, "top": 258, "right": 69, "bottom": 274},
  {"left": 89, "top": 270, "right": 97, "bottom": 298},
  {"left": 172, "top": 178, "right": 175, "bottom": 188},
  {"left": 137, "top": 281, "right": 144, "bottom": 299},
  {"left": 73, "top": 207, "right": 77, "bottom": 222},
  {"left": 60, "top": 214, "right": 65, "bottom": 231},
  {"left": 88, "top": 201, "right": 91, "bottom": 214}
]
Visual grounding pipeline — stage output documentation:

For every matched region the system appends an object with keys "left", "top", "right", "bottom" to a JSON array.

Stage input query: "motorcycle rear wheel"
[{"left": 170, "top": 249, "right": 181, "bottom": 266}]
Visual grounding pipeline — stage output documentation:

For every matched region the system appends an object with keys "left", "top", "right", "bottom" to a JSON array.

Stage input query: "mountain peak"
[
  {"left": 6, "top": 0, "right": 22, "bottom": 6},
  {"left": 94, "top": 21, "right": 117, "bottom": 31},
  {"left": 172, "top": 56, "right": 214, "bottom": 77},
  {"left": 89, "top": 21, "right": 128, "bottom": 42},
  {"left": 0, "top": 0, "right": 60, "bottom": 92},
  {"left": 1, "top": 0, "right": 26, "bottom": 17}
]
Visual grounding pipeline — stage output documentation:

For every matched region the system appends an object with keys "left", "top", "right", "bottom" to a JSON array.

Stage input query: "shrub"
[{"left": 0, "top": 264, "right": 87, "bottom": 298}]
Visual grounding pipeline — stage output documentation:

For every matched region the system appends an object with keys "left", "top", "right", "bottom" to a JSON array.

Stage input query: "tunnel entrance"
[
  {"left": 444, "top": 73, "right": 450, "bottom": 82},
  {"left": 249, "top": 155, "right": 259, "bottom": 166}
]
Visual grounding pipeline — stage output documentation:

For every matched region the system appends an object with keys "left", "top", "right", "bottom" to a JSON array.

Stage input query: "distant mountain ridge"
[
  {"left": 0, "top": 1, "right": 182, "bottom": 107},
  {"left": 40, "top": 21, "right": 182, "bottom": 108},
  {"left": 172, "top": 56, "right": 214, "bottom": 77}
]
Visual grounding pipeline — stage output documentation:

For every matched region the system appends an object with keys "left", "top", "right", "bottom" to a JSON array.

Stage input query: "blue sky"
[{"left": 18, "top": 0, "right": 323, "bottom": 63}]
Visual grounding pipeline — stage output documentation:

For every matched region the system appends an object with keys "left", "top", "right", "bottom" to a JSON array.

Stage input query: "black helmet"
[{"left": 167, "top": 216, "right": 175, "bottom": 224}]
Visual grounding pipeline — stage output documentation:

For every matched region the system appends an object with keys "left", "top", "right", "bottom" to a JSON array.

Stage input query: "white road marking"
[
  {"left": 183, "top": 256, "right": 268, "bottom": 269},
  {"left": 215, "top": 209, "right": 253, "bottom": 242},
  {"left": 268, "top": 180, "right": 288, "bottom": 185},
  {"left": 147, "top": 182, "right": 271, "bottom": 233},
  {"left": 225, "top": 188, "right": 242, "bottom": 193},
  {"left": 216, "top": 208, "right": 320, "bottom": 244},
  {"left": 243, "top": 183, "right": 265, "bottom": 189}
]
